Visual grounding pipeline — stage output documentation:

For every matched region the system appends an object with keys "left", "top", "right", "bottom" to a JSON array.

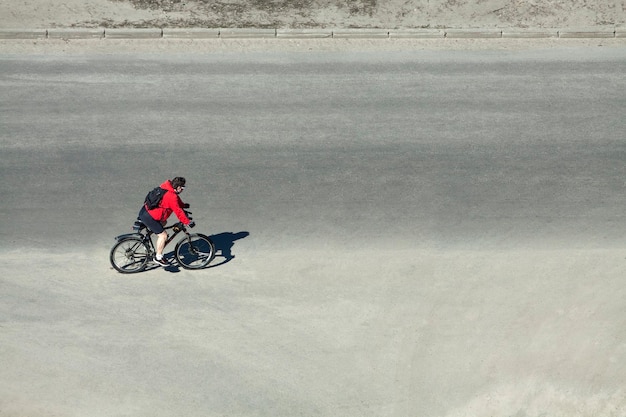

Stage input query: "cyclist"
[{"left": 138, "top": 176, "right": 194, "bottom": 267}]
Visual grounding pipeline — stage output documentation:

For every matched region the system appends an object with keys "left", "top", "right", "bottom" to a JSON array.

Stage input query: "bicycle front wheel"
[
  {"left": 110, "top": 237, "right": 150, "bottom": 273},
  {"left": 175, "top": 234, "right": 216, "bottom": 270}
]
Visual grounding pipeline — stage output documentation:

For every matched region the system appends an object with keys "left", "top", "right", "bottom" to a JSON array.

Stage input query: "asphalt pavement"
[
  {"left": 2, "top": 48, "right": 625, "bottom": 250},
  {"left": 1, "top": 47, "right": 625, "bottom": 416}
]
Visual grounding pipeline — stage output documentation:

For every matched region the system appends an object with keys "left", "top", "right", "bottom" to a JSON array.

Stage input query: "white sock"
[{"left": 156, "top": 254, "right": 163, "bottom": 260}]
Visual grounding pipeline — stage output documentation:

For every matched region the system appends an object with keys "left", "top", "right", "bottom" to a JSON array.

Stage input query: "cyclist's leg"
[
  {"left": 156, "top": 231, "right": 167, "bottom": 258},
  {"left": 138, "top": 207, "right": 167, "bottom": 259}
]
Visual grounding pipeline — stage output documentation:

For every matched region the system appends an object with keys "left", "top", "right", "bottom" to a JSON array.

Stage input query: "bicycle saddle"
[{"left": 133, "top": 218, "right": 147, "bottom": 232}]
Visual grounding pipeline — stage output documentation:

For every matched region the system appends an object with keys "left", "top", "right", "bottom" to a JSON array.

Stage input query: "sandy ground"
[
  {"left": 2, "top": 0, "right": 625, "bottom": 54},
  {"left": 2, "top": 247, "right": 626, "bottom": 416},
  {"left": 1, "top": 0, "right": 625, "bottom": 30}
]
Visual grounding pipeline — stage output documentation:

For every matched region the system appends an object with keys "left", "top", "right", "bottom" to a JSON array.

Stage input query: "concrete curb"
[
  {"left": 219, "top": 28, "right": 276, "bottom": 38},
  {"left": 104, "top": 28, "right": 162, "bottom": 39},
  {"left": 0, "top": 27, "right": 622, "bottom": 40},
  {"left": 48, "top": 28, "right": 105, "bottom": 39},
  {"left": 332, "top": 29, "right": 389, "bottom": 38},
  {"left": 276, "top": 29, "right": 332, "bottom": 38},
  {"left": 445, "top": 29, "right": 502, "bottom": 38},
  {"left": 0, "top": 29, "right": 47, "bottom": 39},
  {"left": 389, "top": 29, "right": 444, "bottom": 39},
  {"left": 558, "top": 27, "right": 616, "bottom": 38},
  {"left": 163, "top": 28, "right": 219, "bottom": 38},
  {"left": 502, "top": 29, "right": 559, "bottom": 38}
]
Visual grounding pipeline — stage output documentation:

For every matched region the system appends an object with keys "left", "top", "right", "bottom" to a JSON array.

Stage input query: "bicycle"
[{"left": 109, "top": 211, "right": 216, "bottom": 273}]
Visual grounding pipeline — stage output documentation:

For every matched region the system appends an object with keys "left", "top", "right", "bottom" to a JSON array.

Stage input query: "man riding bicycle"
[{"left": 138, "top": 176, "right": 194, "bottom": 267}]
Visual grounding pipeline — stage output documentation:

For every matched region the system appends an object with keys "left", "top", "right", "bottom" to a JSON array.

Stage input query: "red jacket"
[{"left": 146, "top": 180, "right": 191, "bottom": 225}]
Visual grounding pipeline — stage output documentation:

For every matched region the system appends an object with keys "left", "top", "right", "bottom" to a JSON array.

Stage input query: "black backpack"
[{"left": 144, "top": 186, "right": 167, "bottom": 210}]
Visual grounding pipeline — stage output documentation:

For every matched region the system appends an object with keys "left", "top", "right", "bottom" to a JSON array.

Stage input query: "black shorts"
[{"left": 138, "top": 206, "right": 164, "bottom": 234}]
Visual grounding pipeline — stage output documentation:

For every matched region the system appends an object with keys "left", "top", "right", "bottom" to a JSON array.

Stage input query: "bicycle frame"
[
  {"left": 149, "top": 223, "right": 192, "bottom": 253},
  {"left": 115, "top": 221, "right": 191, "bottom": 256}
]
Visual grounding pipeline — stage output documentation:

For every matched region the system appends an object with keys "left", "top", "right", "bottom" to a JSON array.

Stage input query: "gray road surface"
[{"left": 1, "top": 48, "right": 625, "bottom": 416}]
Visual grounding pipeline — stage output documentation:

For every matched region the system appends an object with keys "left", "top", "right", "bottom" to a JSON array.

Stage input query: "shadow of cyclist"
[
  {"left": 158, "top": 231, "right": 249, "bottom": 271},
  {"left": 208, "top": 231, "right": 250, "bottom": 267}
]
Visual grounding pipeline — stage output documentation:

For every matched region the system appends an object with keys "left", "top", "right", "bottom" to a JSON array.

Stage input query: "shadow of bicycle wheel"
[
  {"left": 157, "top": 231, "right": 249, "bottom": 271},
  {"left": 206, "top": 231, "right": 250, "bottom": 268}
]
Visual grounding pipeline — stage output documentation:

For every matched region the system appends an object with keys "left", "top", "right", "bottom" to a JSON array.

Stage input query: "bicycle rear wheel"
[
  {"left": 110, "top": 237, "right": 150, "bottom": 273},
  {"left": 175, "top": 234, "right": 216, "bottom": 269}
]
